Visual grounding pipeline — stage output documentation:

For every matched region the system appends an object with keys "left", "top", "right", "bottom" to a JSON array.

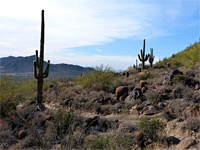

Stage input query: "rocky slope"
[{"left": 0, "top": 63, "right": 199, "bottom": 149}]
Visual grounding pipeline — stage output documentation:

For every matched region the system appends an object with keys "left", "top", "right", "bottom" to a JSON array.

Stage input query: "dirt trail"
[{"left": 44, "top": 101, "right": 139, "bottom": 126}]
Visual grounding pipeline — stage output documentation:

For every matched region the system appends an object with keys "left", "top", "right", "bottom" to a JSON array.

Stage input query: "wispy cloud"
[{"left": 96, "top": 48, "right": 103, "bottom": 52}]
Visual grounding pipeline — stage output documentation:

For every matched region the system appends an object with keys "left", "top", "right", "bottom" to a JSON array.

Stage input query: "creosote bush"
[
  {"left": 138, "top": 72, "right": 154, "bottom": 80},
  {"left": 84, "top": 134, "right": 134, "bottom": 149},
  {"left": 138, "top": 117, "right": 164, "bottom": 142},
  {"left": 182, "top": 116, "right": 200, "bottom": 132},
  {"left": 171, "top": 74, "right": 190, "bottom": 85},
  {"left": 75, "top": 65, "right": 117, "bottom": 90},
  {"left": 0, "top": 76, "right": 51, "bottom": 117}
]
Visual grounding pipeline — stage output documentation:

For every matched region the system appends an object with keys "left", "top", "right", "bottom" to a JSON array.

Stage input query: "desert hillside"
[{"left": 0, "top": 42, "right": 200, "bottom": 149}]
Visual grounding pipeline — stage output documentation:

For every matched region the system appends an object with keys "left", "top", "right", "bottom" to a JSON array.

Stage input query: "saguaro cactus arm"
[
  {"left": 43, "top": 60, "right": 50, "bottom": 78},
  {"left": 33, "top": 61, "right": 38, "bottom": 79},
  {"left": 35, "top": 50, "right": 40, "bottom": 68}
]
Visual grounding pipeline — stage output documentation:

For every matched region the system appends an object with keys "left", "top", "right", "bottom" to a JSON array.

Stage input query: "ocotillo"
[
  {"left": 33, "top": 10, "right": 50, "bottom": 110},
  {"left": 138, "top": 39, "right": 149, "bottom": 70}
]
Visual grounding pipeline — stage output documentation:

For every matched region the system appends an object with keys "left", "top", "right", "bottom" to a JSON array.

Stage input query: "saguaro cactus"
[
  {"left": 149, "top": 48, "right": 155, "bottom": 68},
  {"left": 138, "top": 39, "right": 149, "bottom": 70},
  {"left": 33, "top": 10, "right": 50, "bottom": 110}
]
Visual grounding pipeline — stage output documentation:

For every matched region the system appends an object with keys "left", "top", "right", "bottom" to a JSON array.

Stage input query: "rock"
[
  {"left": 194, "top": 83, "right": 199, "bottom": 90},
  {"left": 176, "top": 137, "right": 198, "bottom": 149},
  {"left": 18, "top": 104, "right": 38, "bottom": 119},
  {"left": 134, "top": 131, "right": 145, "bottom": 148},
  {"left": 84, "top": 116, "right": 118, "bottom": 133},
  {"left": 163, "top": 69, "right": 183, "bottom": 85},
  {"left": 143, "top": 106, "right": 160, "bottom": 115},
  {"left": 125, "top": 88, "right": 146, "bottom": 104},
  {"left": 166, "top": 136, "right": 180, "bottom": 145},
  {"left": 116, "top": 86, "right": 128, "bottom": 101},
  {"left": 85, "top": 116, "right": 100, "bottom": 127},
  {"left": 18, "top": 130, "right": 27, "bottom": 139},
  {"left": 92, "top": 97, "right": 111, "bottom": 105},
  {"left": 63, "top": 98, "right": 73, "bottom": 107}
]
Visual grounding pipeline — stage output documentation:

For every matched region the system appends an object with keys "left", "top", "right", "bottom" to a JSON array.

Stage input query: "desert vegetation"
[{"left": 0, "top": 10, "right": 200, "bottom": 150}]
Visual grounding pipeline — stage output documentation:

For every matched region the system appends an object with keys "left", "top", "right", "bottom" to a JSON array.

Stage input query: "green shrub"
[
  {"left": 121, "top": 108, "right": 129, "bottom": 114},
  {"left": 53, "top": 108, "right": 76, "bottom": 136},
  {"left": 138, "top": 117, "right": 164, "bottom": 142},
  {"left": 155, "top": 42, "right": 200, "bottom": 69},
  {"left": 138, "top": 72, "right": 154, "bottom": 80},
  {"left": 75, "top": 65, "right": 116, "bottom": 90},
  {"left": 170, "top": 75, "right": 190, "bottom": 85},
  {"left": 84, "top": 134, "right": 134, "bottom": 149},
  {"left": 0, "top": 76, "right": 50, "bottom": 117},
  {"left": 84, "top": 136, "right": 112, "bottom": 149}
]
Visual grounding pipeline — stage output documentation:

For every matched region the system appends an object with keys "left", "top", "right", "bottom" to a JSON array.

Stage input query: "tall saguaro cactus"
[
  {"left": 33, "top": 10, "right": 50, "bottom": 110},
  {"left": 149, "top": 48, "right": 155, "bottom": 68},
  {"left": 138, "top": 39, "right": 149, "bottom": 70}
]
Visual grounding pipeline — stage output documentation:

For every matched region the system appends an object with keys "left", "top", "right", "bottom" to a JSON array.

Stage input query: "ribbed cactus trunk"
[
  {"left": 138, "top": 39, "right": 149, "bottom": 70},
  {"left": 149, "top": 48, "right": 155, "bottom": 68},
  {"left": 34, "top": 10, "right": 50, "bottom": 110}
]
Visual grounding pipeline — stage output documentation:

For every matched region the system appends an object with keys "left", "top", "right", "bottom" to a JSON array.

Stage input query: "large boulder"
[
  {"left": 163, "top": 69, "right": 183, "bottom": 85},
  {"left": 176, "top": 137, "right": 198, "bottom": 150},
  {"left": 116, "top": 86, "right": 128, "bottom": 101},
  {"left": 125, "top": 88, "right": 146, "bottom": 104}
]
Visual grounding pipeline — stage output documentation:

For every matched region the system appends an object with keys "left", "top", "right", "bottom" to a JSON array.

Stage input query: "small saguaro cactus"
[
  {"left": 138, "top": 39, "right": 149, "bottom": 70},
  {"left": 149, "top": 48, "right": 155, "bottom": 68},
  {"left": 135, "top": 59, "right": 138, "bottom": 69},
  {"left": 33, "top": 10, "right": 50, "bottom": 110}
]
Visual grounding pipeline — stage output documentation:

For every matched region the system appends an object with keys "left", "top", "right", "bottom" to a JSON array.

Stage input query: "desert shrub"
[
  {"left": 155, "top": 42, "right": 200, "bottom": 69},
  {"left": 121, "top": 108, "right": 129, "bottom": 114},
  {"left": 53, "top": 108, "right": 76, "bottom": 136},
  {"left": 75, "top": 65, "right": 116, "bottom": 90},
  {"left": 0, "top": 76, "right": 51, "bottom": 117},
  {"left": 146, "top": 91, "right": 161, "bottom": 106},
  {"left": 84, "top": 134, "right": 134, "bottom": 149},
  {"left": 84, "top": 135, "right": 112, "bottom": 149},
  {"left": 171, "top": 75, "right": 190, "bottom": 85},
  {"left": 182, "top": 116, "right": 200, "bottom": 132},
  {"left": 167, "top": 99, "right": 189, "bottom": 118},
  {"left": 138, "top": 117, "right": 164, "bottom": 142},
  {"left": 138, "top": 72, "right": 154, "bottom": 80},
  {"left": 192, "top": 92, "right": 200, "bottom": 103},
  {"left": 172, "top": 84, "right": 193, "bottom": 99}
]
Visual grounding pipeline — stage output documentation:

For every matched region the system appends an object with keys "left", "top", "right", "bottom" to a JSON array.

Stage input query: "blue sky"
[{"left": 0, "top": 0, "right": 199, "bottom": 70}]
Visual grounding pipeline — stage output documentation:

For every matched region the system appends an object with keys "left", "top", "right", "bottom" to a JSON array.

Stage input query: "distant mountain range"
[{"left": 0, "top": 55, "right": 93, "bottom": 78}]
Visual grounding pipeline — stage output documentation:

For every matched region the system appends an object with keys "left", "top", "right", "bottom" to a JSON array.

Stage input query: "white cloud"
[
  {"left": 0, "top": 0, "right": 198, "bottom": 70},
  {"left": 0, "top": 0, "right": 157, "bottom": 56}
]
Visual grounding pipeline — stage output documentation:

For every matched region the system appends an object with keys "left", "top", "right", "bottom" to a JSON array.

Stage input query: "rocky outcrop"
[
  {"left": 163, "top": 69, "right": 183, "bottom": 85},
  {"left": 176, "top": 137, "right": 198, "bottom": 150}
]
